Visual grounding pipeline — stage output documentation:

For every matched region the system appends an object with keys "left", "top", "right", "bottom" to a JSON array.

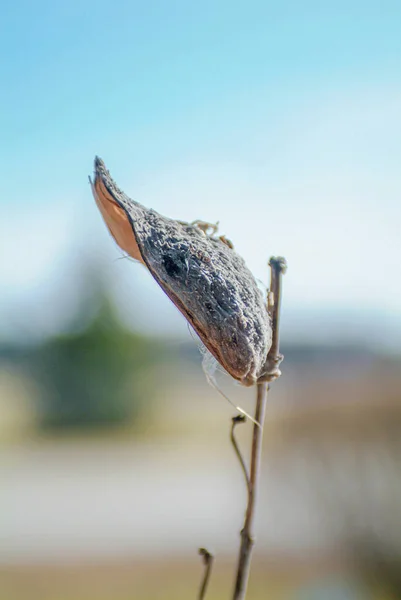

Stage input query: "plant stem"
[
  {"left": 232, "top": 257, "right": 286, "bottom": 600},
  {"left": 232, "top": 381, "right": 268, "bottom": 600}
]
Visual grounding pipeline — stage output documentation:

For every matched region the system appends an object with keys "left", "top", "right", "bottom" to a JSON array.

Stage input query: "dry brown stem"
[{"left": 231, "top": 257, "right": 287, "bottom": 600}]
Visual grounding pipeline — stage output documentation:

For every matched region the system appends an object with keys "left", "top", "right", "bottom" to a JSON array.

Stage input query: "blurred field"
[
  {"left": 1, "top": 558, "right": 391, "bottom": 600},
  {"left": 0, "top": 559, "right": 291, "bottom": 600},
  {"left": 2, "top": 397, "right": 401, "bottom": 599},
  {"left": 1, "top": 271, "right": 401, "bottom": 600}
]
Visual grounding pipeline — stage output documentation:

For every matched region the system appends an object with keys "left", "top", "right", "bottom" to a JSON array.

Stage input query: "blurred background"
[{"left": 1, "top": 1, "right": 401, "bottom": 598}]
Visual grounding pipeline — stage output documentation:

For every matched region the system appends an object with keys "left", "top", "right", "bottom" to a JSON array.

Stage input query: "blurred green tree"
[{"left": 32, "top": 267, "right": 168, "bottom": 431}]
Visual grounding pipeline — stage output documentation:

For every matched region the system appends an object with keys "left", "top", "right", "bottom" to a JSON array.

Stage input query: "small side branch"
[
  {"left": 230, "top": 415, "right": 250, "bottom": 493},
  {"left": 232, "top": 257, "right": 287, "bottom": 600},
  {"left": 198, "top": 548, "right": 214, "bottom": 600}
]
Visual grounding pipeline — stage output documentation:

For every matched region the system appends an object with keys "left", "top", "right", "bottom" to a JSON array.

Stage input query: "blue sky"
[{"left": 1, "top": 1, "right": 401, "bottom": 348}]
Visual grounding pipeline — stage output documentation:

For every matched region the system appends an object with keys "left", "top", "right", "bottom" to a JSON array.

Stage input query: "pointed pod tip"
[
  {"left": 94, "top": 155, "right": 104, "bottom": 168},
  {"left": 93, "top": 156, "right": 108, "bottom": 181}
]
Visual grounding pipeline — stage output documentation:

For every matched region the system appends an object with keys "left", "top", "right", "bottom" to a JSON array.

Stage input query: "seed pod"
[{"left": 91, "top": 157, "right": 272, "bottom": 386}]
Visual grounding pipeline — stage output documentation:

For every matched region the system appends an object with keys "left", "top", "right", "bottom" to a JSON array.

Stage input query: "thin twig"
[
  {"left": 232, "top": 381, "right": 268, "bottom": 600},
  {"left": 198, "top": 547, "right": 214, "bottom": 600},
  {"left": 267, "top": 257, "right": 287, "bottom": 360},
  {"left": 232, "top": 257, "right": 287, "bottom": 600},
  {"left": 230, "top": 415, "right": 250, "bottom": 492}
]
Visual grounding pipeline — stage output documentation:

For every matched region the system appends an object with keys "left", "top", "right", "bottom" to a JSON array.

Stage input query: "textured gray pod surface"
[{"left": 91, "top": 157, "right": 272, "bottom": 386}]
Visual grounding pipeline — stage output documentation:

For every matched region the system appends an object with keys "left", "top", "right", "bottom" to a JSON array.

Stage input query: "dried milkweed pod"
[{"left": 90, "top": 157, "right": 273, "bottom": 386}]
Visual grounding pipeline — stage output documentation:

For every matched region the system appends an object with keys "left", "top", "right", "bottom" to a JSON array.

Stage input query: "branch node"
[{"left": 268, "top": 255, "right": 288, "bottom": 274}]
